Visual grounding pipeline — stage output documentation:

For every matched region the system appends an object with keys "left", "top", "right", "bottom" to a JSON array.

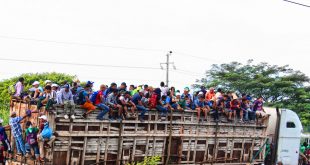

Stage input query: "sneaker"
[
  {"left": 64, "top": 114, "right": 69, "bottom": 119},
  {"left": 44, "top": 144, "right": 51, "bottom": 149},
  {"left": 39, "top": 157, "right": 45, "bottom": 162},
  {"left": 238, "top": 119, "right": 244, "bottom": 123},
  {"left": 70, "top": 114, "right": 75, "bottom": 120},
  {"left": 139, "top": 117, "right": 145, "bottom": 122},
  {"left": 82, "top": 113, "right": 87, "bottom": 119},
  {"left": 96, "top": 117, "right": 104, "bottom": 121}
]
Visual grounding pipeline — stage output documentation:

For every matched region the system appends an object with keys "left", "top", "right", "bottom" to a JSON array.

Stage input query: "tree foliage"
[
  {"left": 0, "top": 72, "right": 75, "bottom": 124},
  {"left": 127, "top": 156, "right": 161, "bottom": 165},
  {"left": 196, "top": 60, "right": 310, "bottom": 128}
]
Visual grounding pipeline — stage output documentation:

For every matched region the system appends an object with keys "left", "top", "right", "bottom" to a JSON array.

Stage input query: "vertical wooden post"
[
  {"left": 96, "top": 122, "right": 104, "bottom": 163},
  {"left": 165, "top": 109, "right": 173, "bottom": 165},
  {"left": 240, "top": 138, "right": 245, "bottom": 162},
  {"left": 66, "top": 122, "right": 73, "bottom": 165},
  {"left": 81, "top": 122, "right": 89, "bottom": 165},
  {"left": 104, "top": 123, "right": 110, "bottom": 165},
  {"left": 116, "top": 121, "right": 123, "bottom": 165}
]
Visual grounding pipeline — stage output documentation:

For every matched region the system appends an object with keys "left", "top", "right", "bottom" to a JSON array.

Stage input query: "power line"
[
  {"left": 0, "top": 35, "right": 220, "bottom": 62},
  {"left": 0, "top": 58, "right": 161, "bottom": 70},
  {"left": 283, "top": 0, "right": 310, "bottom": 7}
]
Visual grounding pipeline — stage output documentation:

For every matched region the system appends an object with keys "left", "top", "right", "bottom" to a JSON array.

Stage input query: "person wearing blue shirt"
[
  {"left": 131, "top": 89, "right": 148, "bottom": 122},
  {"left": 195, "top": 96, "right": 208, "bottom": 123},
  {"left": 9, "top": 111, "right": 31, "bottom": 156}
]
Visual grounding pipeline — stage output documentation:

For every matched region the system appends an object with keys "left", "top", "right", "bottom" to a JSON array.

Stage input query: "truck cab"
[{"left": 276, "top": 109, "right": 303, "bottom": 165}]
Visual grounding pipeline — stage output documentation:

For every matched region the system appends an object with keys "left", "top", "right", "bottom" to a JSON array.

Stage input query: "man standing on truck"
[{"left": 9, "top": 111, "right": 32, "bottom": 157}]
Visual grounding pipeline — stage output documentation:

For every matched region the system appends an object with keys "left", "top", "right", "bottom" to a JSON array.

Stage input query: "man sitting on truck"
[
  {"left": 94, "top": 84, "right": 110, "bottom": 121},
  {"left": 195, "top": 95, "right": 209, "bottom": 123},
  {"left": 106, "top": 89, "right": 123, "bottom": 121},
  {"left": 253, "top": 96, "right": 267, "bottom": 124},
  {"left": 58, "top": 84, "right": 76, "bottom": 119}
]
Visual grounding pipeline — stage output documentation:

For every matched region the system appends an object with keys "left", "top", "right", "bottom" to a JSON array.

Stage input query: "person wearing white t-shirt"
[{"left": 119, "top": 91, "right": 137, "bottom": 119}]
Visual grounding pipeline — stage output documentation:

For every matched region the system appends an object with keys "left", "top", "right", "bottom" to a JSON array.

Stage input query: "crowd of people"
[
  {"left": 0, "top": 77, "right": 269, "bottom": 163},
  {"left": 0, "top": 112, "right": 55, "bottom": 163},
  {"left": 9, "top": 77, "right": 268, "bottom": 123}
]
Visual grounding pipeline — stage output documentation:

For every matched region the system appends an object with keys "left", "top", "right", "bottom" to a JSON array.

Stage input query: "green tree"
[
  {"left": 196, "top": 60, "right": 310, "bottom": 128},
  {"left": 0, "top": 72, "right": 75, "bottom": 124}
]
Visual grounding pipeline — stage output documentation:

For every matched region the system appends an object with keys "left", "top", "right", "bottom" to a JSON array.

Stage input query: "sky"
[{"left": 0, "top": 0, "right": 310, "bottom": 90}]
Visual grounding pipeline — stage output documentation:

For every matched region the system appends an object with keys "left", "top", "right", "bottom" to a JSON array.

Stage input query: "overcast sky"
[{"left": 0, "top": 0, "right": 310, "bottom": 90}]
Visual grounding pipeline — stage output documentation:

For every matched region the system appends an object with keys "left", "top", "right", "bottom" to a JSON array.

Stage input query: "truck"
[{"left": 6, "top": 100, "right": 308, "bottom": 165}]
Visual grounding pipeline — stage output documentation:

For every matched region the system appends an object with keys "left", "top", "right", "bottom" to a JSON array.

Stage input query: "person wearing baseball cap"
[
  {"left": 86, "top": 81, "right": 94, "bottom": 93},
  {"left": 131, "top": 89, "right": 148, "bottom": 122},
  {"left": 32, "top": 81, "right": 43, "bottom": 99},
  {"left": 9, "top": 110, "right": 32, "bottom": 156},
  {"left": 58, "top": 84, "right": 76, "bottom": 119},
  {"left": 181, "top": 87, "right": 192, "bottom": 109},
  {"left": 44, "top": 80, "right": 52, "bottom": 86},
  {"left": 37, "top": 115, "right": 55, "bottom": 162},
  {"left": 118, "top": 82, "right": 127, "bottom": 94}
]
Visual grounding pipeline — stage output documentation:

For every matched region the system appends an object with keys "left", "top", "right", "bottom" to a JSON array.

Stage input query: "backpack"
[
  {"left": 8, "top": 84, "right": 16, "bottom": 95},
  {"left": 90, "top": 91, "right": 99, "bottom": 104},
  {"left": 149, "top": 93, "right": 158, "bottom": 109},
  {"left": 74, "top": 88, "right": 85, "bottom": 105},
  {"left": 41, "top": 125, "right": 52, "bottom": 139},
  {"left": 27, "top": 130, "right": 38, "bottom": 145}
]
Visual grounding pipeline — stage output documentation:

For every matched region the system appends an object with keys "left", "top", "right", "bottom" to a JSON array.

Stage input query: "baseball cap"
[
  {"left": 32, "top": 81, "right": 40, "bottom": 86},
  {"left": 51, "top": 84, "right": 58, "bottom": 88},
  {"left": 184, "top": 87, "right": 190, "bottom": 91},
  {"left": 176, "top": 92, "right": 181, "bottom": 96},
  {"left": 64, "top": 84, "right": 70, "bottom": 89},
  {"left": 38, "top": 115, "right": 48, "bottom": 121},
  {"left": 139, "top": 89, "right": 144, "bottom": 93},
  {"left": 10, "top": 111, "right": 17, "bottom": 117},
  {"left": 87, "top": 81, "right": 94, "bottom": 85},
  {"left": 44, "top": 80, "right": 52, "bottom": 84},
  {"left": 121, "top": 82, "right": 127, "bottom": 86},
  {"left": 198, "top": 91, "right": 204, "bottom": 95}
]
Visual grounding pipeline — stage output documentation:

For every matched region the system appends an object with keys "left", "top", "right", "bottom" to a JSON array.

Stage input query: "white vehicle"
[{"left": 266, "top": 108, "right": 304, "bottom": 165}]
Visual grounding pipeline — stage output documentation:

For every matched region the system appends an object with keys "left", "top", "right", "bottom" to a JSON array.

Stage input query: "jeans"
[
  {"left": 38, "top": 135, "right": 56, "bottom": 159},
  {"left": 171, "top": 103, "right": 178, "bottom": 110},
  {"left": 156, "top": 105, "right": 168, "bottom": 115},
  {"left": 249, "top": 111, "right": 256, "bottom": 120},
  {"left": 136, "top": 105, "right": 148, "bottom": 117},
  {"left": 25, "top": 143, "right": 40, "bottom": 158},
  {"left": 64, "top": 100, "right": 75, "bottom": 115},
  {"left": 14, "top": 135, "right": 26, "bottom": 155},
  {"left": 96, "top": 103, "right": 110, "bottom": 119}
]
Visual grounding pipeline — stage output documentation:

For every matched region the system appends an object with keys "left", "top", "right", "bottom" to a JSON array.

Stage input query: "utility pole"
[{"left": 160, "top": 51, "right": 175, "bottom": 87}]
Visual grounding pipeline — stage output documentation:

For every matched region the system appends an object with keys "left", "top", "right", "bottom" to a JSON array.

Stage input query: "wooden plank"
[
  {"left": 240, "top": 138, "right": 245, "bottom": 162},
  {"left": 116, "top": 122, "right": 123, "bottom": 165},
  {"left": 96, "top": 122, "right": 104, "bottom": 163},
  {"left": 65, "top": 122, "right": 73, "bottom": 165},
  {"left": 81, "top": 122, "right": 89, "bottom": 165}
]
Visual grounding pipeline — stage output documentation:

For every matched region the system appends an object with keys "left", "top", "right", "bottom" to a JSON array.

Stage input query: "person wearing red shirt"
[
  {"left": 205, "top": 87, "right": 216, "bottom": 102},
  {"left": 96, "top": 85, "right": 110, "bottom": 120}
]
